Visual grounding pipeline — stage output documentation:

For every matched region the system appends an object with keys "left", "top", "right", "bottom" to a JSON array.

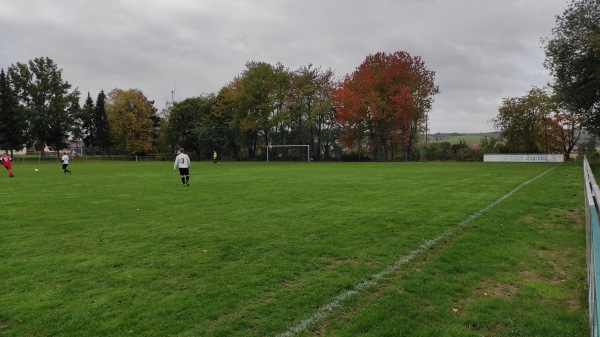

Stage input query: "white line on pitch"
[{"left": 277, "top": 164, "right": 560, "bottom": 337}]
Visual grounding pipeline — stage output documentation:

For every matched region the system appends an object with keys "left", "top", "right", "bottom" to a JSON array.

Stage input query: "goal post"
[{"left": 267, "top": 145, "right": 310, "bottom": 162}]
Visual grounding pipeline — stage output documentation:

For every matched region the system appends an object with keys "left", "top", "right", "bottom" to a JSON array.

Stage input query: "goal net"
[{"left": 267, "top": 145, "right": 310, "bottom": 162}]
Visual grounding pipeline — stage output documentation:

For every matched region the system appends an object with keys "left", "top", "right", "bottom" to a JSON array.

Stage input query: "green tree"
[
  {"left": 211, "top": 86, "right": 243, "bottom": 160},
  {"left": 452, "top": 140, "right": 477, "bottom": 162},
  {"left": 477, "top": 136, "right": 501, "bottom": 160},
  {"left": 204, "top": 62, "right": 342, "bottom": 161},
  {"left": 406, "top": 58, "right": 440, "bottom": 160},
  {"left": 46, "top": 89, "right": 80, "bottom": 155},
  {"left": 579, "top": 135, "right": 600, "bottom": 160},
  {"left": 150, "top": 105, "right": 161, "bottom": 153},
  {"left": 106, "top": 89, "right": 155, "bottom": 154},
  {"left": 94, "top": 90, "right": 111, "bottom": 154},
  {"left": 288, "top": 65, "right": 338, "bottom": 161},
  {"left": 493, "top": 87, "right": 552, "bottom": 153},
  {"left": 80, "top": 92, "right": 95, "bottom": 152},
  {"left": 426, "top": 142, "right": 452, "bottom": 161},
  {"left": 51, "top": 91, "right": 80, "bottom": 154},
  {"left": 155, "top": 110, "right": 172, "bottom": 154},
  {"left": 70, "top": 104, "right": 84, "bottom": 156},
  {"left": 494, "top": 87, "right": 582, "bottom": 158},
  {"left": 0, "top": 68, "right": 26, "bottom": 154},
  {"left": 8, "top": 57, "right": 79, "bottom": 156},
  {"left": 166, "top": 94, "right": 216, "bottom": 155},
  {"left": 78, "top": 91, "right": 111, "bottom": 155},
  {"left": 225, "top": 61, "right": 290, "bottom": 159},
  {"left": 544, "top": 0, "right": 600, "bottom": 134}
]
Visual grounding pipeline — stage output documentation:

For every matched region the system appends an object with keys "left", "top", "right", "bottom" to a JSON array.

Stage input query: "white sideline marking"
[{"left": 278, "top": 164, "right": 560, "bottom": 337}]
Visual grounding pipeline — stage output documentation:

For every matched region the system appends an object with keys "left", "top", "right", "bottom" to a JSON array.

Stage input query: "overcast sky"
[{"left": 0, "top": 0, "right": 568, "bottom": 133}]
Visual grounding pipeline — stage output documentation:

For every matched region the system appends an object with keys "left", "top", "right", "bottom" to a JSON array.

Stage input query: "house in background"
[{"left": 0, "top": 147, "right": 27, "bottom": 155}]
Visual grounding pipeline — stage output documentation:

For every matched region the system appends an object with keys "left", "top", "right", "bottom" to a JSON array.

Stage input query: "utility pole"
[
  {"left": 424, "top": 112, "right": 429, "bottom": 161},
  {"left": 171, "top": 80, "right": 176, "bottom": 105}
]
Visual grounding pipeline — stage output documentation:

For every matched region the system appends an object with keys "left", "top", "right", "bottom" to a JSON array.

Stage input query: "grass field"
[
  {"left": 0, "top": 160, "right": 589, "bottom": 336},
  {"left": 432, "top": 135, "right": 488, "bottom": 146}
]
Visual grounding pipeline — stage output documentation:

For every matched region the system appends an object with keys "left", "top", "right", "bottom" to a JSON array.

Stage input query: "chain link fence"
[{"left": 15, "top": 155, "right": 176, "bottom": 164}]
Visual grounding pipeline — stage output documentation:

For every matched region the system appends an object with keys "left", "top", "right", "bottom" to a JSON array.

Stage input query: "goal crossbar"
[{"left": 267, "top": 145, "right": 309, "bottom": 162}]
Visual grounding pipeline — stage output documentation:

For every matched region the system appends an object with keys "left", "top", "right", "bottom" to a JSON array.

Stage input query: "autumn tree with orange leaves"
[
  {"left": 546, "top": 104, "right": 585, "bottom": 160},
  {"left": 106, "top": 88, "right": 157, "bottom": 154},
  {"left": 333, "top": 51, "right": 439, "bottom": 161}
]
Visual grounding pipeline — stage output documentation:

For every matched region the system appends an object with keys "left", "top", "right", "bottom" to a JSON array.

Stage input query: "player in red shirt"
[{"left": 1, "top": 152, "right": 14, "bottom": 177}]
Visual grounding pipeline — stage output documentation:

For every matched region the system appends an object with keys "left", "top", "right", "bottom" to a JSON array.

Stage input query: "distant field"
[
  {"left": 431, "top": 134, "right": 493, "bottom": 145},
  {"left": 0, "top": 161, "right": 588, "bottom": 336}
]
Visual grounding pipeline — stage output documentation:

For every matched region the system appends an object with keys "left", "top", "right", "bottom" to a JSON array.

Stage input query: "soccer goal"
[{"left": 267, "top": 145, "right": 310, "bottom": 162}]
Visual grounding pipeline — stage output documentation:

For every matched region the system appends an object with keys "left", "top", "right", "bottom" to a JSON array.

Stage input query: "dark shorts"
[
  {"left": 62, "top": 164, "right": 68, "bottom": 169},
  {"left": 178, "top": 168, "right": 190, "bottom": 176}
]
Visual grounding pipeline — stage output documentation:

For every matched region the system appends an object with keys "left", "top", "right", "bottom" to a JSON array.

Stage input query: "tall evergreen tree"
[
  {"left": 0, "top": 69, "right": 26, "bottom": 155},
  {"left": 94, "top": 90, "right": 111, "bottom": 154},
  {"left": 80, "top": 92, "right": 95, "bottom": 152}
]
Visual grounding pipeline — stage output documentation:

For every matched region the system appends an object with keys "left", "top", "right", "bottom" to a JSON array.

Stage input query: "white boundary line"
[{"left": 278, "top": 164, "right": 560, "bottom": 337}]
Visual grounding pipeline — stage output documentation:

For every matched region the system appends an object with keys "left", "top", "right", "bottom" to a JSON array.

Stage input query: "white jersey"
[
  {"left": 174, "top": 153, "right": 190, "bottom": 169},
  {"left": 61, "top": 155, "right": 69, "bottom": 164}
]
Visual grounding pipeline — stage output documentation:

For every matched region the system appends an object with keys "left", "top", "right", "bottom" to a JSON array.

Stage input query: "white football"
[{"left": 34, "top": 169, "right": 39, "bottom": 172}]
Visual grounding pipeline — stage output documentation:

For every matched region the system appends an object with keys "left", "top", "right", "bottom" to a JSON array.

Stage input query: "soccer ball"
[{"left": 34, "top": 169, "right": 39, "bottom": 172}]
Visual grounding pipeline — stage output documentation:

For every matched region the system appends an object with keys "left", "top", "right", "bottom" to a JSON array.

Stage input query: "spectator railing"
[{"left": 584, "top": 157, "right": 600, "bottom": 337}]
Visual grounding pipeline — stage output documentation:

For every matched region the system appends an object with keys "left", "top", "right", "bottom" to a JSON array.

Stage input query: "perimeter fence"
[
  {"left": 15, "top": 155, "right": 176, "bottom": 164},
  {"left": 584, "top": 157, "right": 600, "bottom": 337}
]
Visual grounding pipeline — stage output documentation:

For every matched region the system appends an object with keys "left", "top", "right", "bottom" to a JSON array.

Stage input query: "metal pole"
[{"left": 425, "top": 112, "right": 428, "bottom": 161}]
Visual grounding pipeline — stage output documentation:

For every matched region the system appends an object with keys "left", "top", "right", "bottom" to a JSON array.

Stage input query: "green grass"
[{"left": 0, "top": 161, "right": 588, "bottom": 336}]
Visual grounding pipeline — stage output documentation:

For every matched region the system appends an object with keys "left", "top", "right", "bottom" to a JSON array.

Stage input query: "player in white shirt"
[
  {"left": 61, "top": 152, "right": 72, "bottom": 174},
  {"left": 173, "top": 148, "right": 191, "bottom": 186}
]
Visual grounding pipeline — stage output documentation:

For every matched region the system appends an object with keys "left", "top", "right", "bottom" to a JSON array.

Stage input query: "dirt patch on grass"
[
  {"left": 474, "top": 279, "right": 519, "bottom": 299},
  {"left": 527, "top": 249, "right": 568, "bottom": 285},
  {"left": 564, "top": 208, "right": 585, "bottom": 229},
  {"left": 515, "top": 208, "right": 584, "bottom": 230},
  {"left": 327, "top": 257, "right": 359, "bottom": 266}
]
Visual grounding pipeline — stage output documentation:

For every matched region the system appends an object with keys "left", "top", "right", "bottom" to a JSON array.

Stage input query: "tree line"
[
  {"left": 0, "top": 52, "right": 440, "bottom": 161},
  {"left": 1, "top": 0, "right": 597, "bottom": 162},
  {"left": 0, "top": 57, "right": 159, "bottom": 157},
  {"left": 493, "top": 0, "right": 600, "bottom": 160}
]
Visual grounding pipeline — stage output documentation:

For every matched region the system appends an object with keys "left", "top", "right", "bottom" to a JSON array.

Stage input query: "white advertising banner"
[{"left": 483, "top": 154, "right": 564, "bottom": 163}]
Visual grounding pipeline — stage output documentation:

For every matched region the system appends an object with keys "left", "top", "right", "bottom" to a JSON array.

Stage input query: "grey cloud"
[{"left": 0, "top": 0, "right": 567, "bottom": 132}]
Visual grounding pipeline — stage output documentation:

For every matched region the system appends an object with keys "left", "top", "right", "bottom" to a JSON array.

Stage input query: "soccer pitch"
[{"left": 0, "top": 161, "right": 588, "bottom": 336}]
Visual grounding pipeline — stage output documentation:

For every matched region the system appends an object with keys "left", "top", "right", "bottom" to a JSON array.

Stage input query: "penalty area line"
[{"left": 277, "top": 164, "right": 560, "bottom": 337}]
